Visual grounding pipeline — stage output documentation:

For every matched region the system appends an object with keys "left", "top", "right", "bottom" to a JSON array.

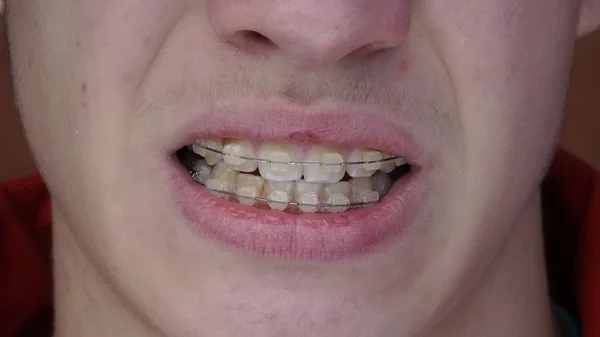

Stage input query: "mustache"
[
  {"left": 143, "top": 56, "right": 404, "bottom": 107},
  {"left": 133, "top": 52, "right": 416, "bottom": 127},
  {"left": 133, "top": 53, "right": 451, "bottom": 148},
  {"left": 276, "top": 73, "right": 400, "bottom": 106}
]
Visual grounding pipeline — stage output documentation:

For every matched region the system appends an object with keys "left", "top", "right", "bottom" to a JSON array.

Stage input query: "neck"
[{"left": 53, "top": 192, "right": 559, "bottom": 337}]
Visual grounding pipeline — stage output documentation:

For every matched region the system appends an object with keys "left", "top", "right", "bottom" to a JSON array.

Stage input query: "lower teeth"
[{"left": 178, "top": 146, "right": 410, "bottom": 214}]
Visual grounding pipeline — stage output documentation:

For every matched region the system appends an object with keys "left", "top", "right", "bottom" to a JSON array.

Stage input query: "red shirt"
[{"left": 1, "top": 150, "right": 599, "bottom": 337}]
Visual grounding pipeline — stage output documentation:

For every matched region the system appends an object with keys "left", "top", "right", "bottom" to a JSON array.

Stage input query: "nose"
[{"left": 208, "top": 0, "right": 412, "bottom": 64}]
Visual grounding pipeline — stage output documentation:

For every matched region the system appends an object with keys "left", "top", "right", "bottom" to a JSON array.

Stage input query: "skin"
[
  {"left": 0, "top": 22, "right": 36, "bottom": 181},
  {"left": 3, "top": 0, "right": 600, "bottom": 336}
]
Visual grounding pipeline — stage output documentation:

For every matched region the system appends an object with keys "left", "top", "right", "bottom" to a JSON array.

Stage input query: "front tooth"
[
  {"left": 236, "top": 173, "right": 264, "bottom": 206},
  {"left": 258, "top": 143, "right": 303, "bottom": 181},
  {"left": 191, "top": 159, "right": 213, "bottom": 185},
  {"left": 371, "top": 171, "right": 392, "bottom": 197},
  {"left": 205, "top": 162, "right": 238, "bottom": 198},
  {"left": 346, "top": 148, "right": 382, "bottom": 177},
  {"left": 303, "top": 146, "right": 346, "bottom": 183},
  {"left": 321, "top": 181, "right": 351, "bottom": 213},
  {"left": 263, "top": 180, "right": 294, "bottom": 211},
  {"left": 349, "top": 177, "right": 380, "bottom": 204},
  {"left": 379, "top": 153, "right": 397, "bottom": 173},
  {"left": 293, "top": 180, "right": 323, "bottom": 213},
  {"left": 223, "top": 139, "right": 258, "bottom": 172},
  {"left": 193, "top": 139, "right": 223, "bottom": 166}
]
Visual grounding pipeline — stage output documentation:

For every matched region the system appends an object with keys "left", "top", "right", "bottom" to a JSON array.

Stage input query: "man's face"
[{"left": 5, "top": 0, "right": 588, "bottom": 336}]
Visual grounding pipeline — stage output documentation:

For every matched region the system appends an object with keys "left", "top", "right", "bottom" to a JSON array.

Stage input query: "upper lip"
[{"left": 167, "top": 99, "right": 430, "bottom": 167}]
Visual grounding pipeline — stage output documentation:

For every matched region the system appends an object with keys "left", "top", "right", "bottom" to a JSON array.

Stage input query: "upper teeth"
[
  {"left": 379, "top": 153, "right": 397, "bottom": 173},
  {"left": 193, "top": 139, "right": 223, "bottom": 166},
  {"left": 192, "top": 138, "right": 406, "bottom": 184},
  {"left": 258, "top": 143, "right": 304, "bottom": 181},
  {"left": 223, "top": 139, "right": 258, "bottom": 172},
  {"left": 346, "top": 148, "right": 383, "bottom": 177},
  {"left": 303, "top": 146, "right": 346, "bottom": 183}
]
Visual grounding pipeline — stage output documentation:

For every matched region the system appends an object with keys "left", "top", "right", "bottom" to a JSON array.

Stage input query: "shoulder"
[
  {"left": 0, "top": 173, "right": 51, "bottom": 227},
  {"left": 545, "top": 149, "right": 600, "bottom": 337},
  {"left": 0, "top": 173, "right": 53, "bottom": 337}
]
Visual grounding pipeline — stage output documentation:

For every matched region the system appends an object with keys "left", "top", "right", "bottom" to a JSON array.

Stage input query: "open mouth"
[
  {"left": 166, "top": 105, "right": 428, "bottom": 259},
  {"left": 177, "top": 138, "right": 412, "bottom": 214}
]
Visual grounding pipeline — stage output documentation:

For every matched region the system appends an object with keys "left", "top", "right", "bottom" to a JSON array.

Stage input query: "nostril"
[
  {"left": 242, "top": 30, "right": 271, "bottom": 44},
  {"left": 232, "top": 30, "right": 277, "bottom": 52}
]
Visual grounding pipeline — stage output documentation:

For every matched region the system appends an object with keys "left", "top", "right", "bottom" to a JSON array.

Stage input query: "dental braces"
[
  {"left": 190, "top": 170, "right": 379, "bottom": 208},
  {"left": 193, "top": 144, "right": 404, "bottom": 167}
]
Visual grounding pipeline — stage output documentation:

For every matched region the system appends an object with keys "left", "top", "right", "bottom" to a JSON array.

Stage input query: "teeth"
[
  {"left": 236, "top": 173, "right": 265, "bottom": 206},
  {"left": 205, "top": 162, "right": 237, "bottom": 198},
  {"left": 189, "top": 138, "right": 406, "bottom": 212},
  {"left": 191, "top": 159, "right": 212, "bottom": 185},
  {"left": 181, "top": 146, "right": 202, "bottom": 167},
  {"left": 293, "top": 180, "right": 323, "bottom": 213},
  {"left": 349, "top": 177, "right": 380, "bottom": 204},
  {"left": 379, "top": 153, "right": 396, "bottom": 173},
  {"left": 263, "top": 180, "right": 294, "bottom": 211},
  {"left": 258, "top": 143, "right": 303, "bottom": 182},
  {"left": 321, "top": 181, "right": 351, "bottom": 213},
  {"left": 360, "top": 190, "right": 380, "bottom": 205},
  {"left": 222, "top": 139, "right": 258, "bottom": 172},
  {"left": 303, "top": 146, "right": 346, "bottom": 183},
  {"left": 371, "top": 171, "right": 393, "bottom": 197},
  {"left": 395, "top": 157, "right": 407, "bottom": 166},
  {"left": 193, "top": 139, "right": 223, "bottom": 166},
  {"left": 346, "top": 148, "right": 382, "bottom": 177}
]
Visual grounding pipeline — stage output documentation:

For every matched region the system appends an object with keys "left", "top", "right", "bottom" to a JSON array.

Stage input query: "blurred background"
[{"left": 1, "top": 24, "right": 599, "bottom": 181}]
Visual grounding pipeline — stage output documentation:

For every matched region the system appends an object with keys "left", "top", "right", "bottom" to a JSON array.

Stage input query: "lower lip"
[{"left": 168, "top": 159, "right": 428, "bottom": 260}]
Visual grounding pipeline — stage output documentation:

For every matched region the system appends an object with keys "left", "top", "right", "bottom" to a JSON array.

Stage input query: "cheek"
[
  {"left": 423, "top": 0, "right": 575, "bottom": 171},
  {"left": 6, "top": 1, "right": 81, "bottom": 173}
]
